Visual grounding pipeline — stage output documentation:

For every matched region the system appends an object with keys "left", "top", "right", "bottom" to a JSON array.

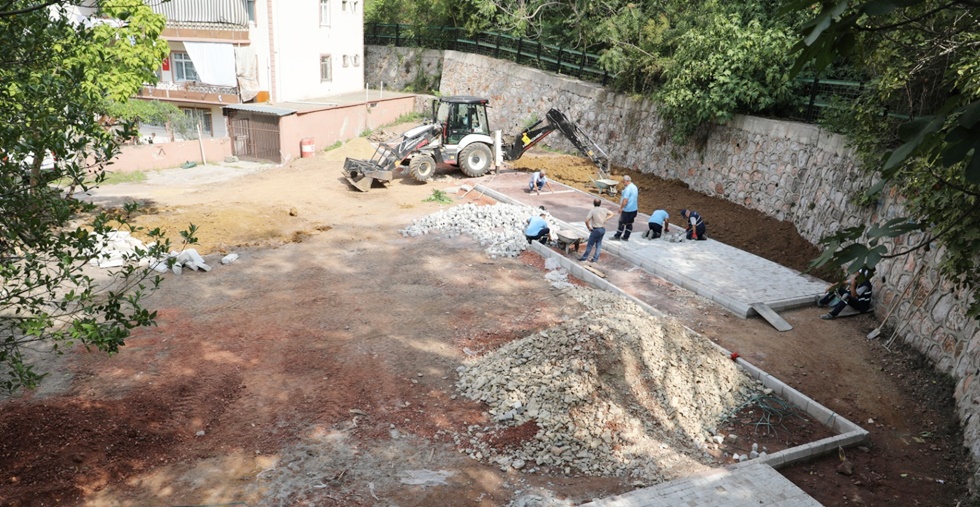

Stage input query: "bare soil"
[{"left": 0, "top": 135, "right": 971, "bottom": 507}]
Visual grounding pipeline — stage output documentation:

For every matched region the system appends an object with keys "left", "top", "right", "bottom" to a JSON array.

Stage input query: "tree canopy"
[
  {"left": 366, "top": 0, "right": 801, "bottom": 141},
  {"left": 791, "top": 0, "right": 980, "bottom": 317},
  {"left": 1, "top": 1, "right": 189, "bottom": 392}
]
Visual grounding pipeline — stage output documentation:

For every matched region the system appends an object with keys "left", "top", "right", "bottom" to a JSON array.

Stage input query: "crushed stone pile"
[
  {"left": 400, "top": 203, "right": 558, "bottom": 258},
  {"left": 455, "top": 286, "right": 762, "bottom": 483}
]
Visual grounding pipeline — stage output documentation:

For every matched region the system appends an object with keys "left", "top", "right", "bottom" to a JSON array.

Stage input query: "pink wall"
[
  {"left": 110, "top": 138, "right": 233, "bottom": 173},
  {"left": 278, "top": 95, "right": 415, "bottom": 161}
]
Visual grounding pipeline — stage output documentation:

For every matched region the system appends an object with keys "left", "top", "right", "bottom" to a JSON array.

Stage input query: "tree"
[
  {"left": 790, "top": 0, "right": 980, "bottom": 318},
  {"left": 1, "top": 1, "right": 191, "bottom": 393},
  {"left": 654, "top": 4, "right": 796, "bottom": 142},
  {"left": 462, "top": 0, "right": 799, "bottom": 141}
]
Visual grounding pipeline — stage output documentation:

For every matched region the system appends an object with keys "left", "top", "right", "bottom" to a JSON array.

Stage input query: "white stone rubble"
[
  {"left": 400, "top": 203, "right": 558, "bottom": 258},
  {"left": 85, "top": 230, "right": 231, "bottom": 275},
  {"left": 455, "top": 287, "right": 765, "bottom": 483}
]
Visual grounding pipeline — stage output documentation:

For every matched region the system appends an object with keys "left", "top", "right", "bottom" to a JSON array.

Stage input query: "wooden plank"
[
  {"left": 583, "top": 265, "right": 606, "bottom": 278},
  {"left": 751, "top": 303, "right": 793, "bottom": 332}
]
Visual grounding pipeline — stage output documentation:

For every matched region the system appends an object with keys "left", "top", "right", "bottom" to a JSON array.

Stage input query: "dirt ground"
[{"left": 0, "top": 133, "right": 972, "bottom": 506}]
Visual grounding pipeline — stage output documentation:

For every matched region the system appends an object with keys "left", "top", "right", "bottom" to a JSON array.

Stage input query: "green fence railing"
[
  {"left": 366, "top": 23, "right": 920, "bottom": 125},
  {"left": 365, "top": 23, "right": 610, "bottom": 86}
]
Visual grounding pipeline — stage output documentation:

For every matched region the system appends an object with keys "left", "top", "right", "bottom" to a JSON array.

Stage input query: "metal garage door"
[{"left": 228, "top": 111, "right": 281, "bottom": 163}]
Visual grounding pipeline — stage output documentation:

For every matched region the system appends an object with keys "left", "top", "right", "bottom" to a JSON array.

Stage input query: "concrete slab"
[
  {"left": 751, "top": 303, "right": 793, "bottom": 332},
  {"left": 477, "top": 172, "right": 829, "bottom": 318},
  {"left": 579, "top": 462, "right": 822, "bottom": 507}
]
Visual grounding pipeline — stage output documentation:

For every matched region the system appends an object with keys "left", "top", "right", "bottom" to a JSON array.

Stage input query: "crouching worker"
[
  {"left": 818, "top": 267, "right": 874, "bottom": 320},
  {"left": 528, "top": 169, "right": 555, "bottom": 195},
  {"left": 643, "top": 209, "right": 669, "bottom": 239},
  {"left": 525, "top": 208, "right": 551, "bottom": 244},
  {"left": 680, "top": 209, "right": 706, "bottom": 240}
]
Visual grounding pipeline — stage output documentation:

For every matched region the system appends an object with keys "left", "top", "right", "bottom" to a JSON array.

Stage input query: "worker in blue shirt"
[
  {"left": 643, "top": 209, "right": 670, "bottom": 239},
  {"left": 611, "top": 175, "right": 638, "bottom": 241},
  {"left": 524, "top": 208, "right": 551, "bottom": 244},
  {"left": 680, "top": 209, "right": 706, "bottom": 240}
]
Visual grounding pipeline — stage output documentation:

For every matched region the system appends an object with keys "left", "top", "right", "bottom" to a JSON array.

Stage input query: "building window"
[
  {"left": 352, "top": 1, "right": 358, "bottom": 13},
  {"left": 353, "top": 54, "right": 360, "bottom": 67},
  {"left": 341, "top": 0, "right": 347, "bottom": 11},
  {"left": 342, "top": 55, "right": 349, "bottom": 68},
  {"left": 244, "top": 0, "right": 255, "bottom": 22},
  {"left": 172, "top": 52, "right": 198, "bottom": 82},
  {"left": 320, "top": 55, "right": 332, "bottom": 82},
  {"left": 320, "top": 0, "right": 330, "bottom": 26},
  {"left": 181, "top": 108, "right": 213, "bottom": 137}
]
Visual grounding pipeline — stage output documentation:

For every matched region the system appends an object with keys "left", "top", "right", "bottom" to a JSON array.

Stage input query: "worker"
[
  {"left": 611, "top": 175, "right": 638, "bottom": 241},
  {"left": 528, "top": 169, "right": 556, "bottom": 195},
  {"left": 643, "top": 209, "right": 669, "bottom": 239},
  {"left": 524, "top": 207, "right": 551, "bottom": 244},
  {"left": 818, "top": 267, "right": 874, "bottom": 320},
  {"left": 679, "top": 209, "right": 706, "bottom": 240},
  {"left": 579, "top": 198, "right": 614, "bottom": 263}
]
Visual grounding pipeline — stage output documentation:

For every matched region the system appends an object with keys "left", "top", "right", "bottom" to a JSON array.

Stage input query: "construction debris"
[
  {"left": 401, "top": 203, "right": 558, "bottom": 259},
  {"left": 455, "top": 286, "right": 764, "bottom": 483},
  {"left": 85, "top": 230, "right": 231, "bottom": 275}
]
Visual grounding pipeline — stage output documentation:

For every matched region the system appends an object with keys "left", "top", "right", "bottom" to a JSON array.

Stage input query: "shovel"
[{"left": 867, "top": 265, "right": 924, "bottom": 340}]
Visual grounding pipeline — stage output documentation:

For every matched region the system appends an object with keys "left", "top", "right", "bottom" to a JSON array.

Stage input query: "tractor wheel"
[
  {"left": 459, "top": 143, "right": 493, "bottom": 177},
  {"left": 409, "top": 154, "right": 436, "bottom": 182}
]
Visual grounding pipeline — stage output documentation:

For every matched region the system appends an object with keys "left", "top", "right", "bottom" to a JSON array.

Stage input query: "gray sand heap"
[{"left": 456, "top": 286, "right": 761, "bottom": 483}]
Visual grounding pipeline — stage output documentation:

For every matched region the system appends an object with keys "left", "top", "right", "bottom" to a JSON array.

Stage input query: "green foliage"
[
  {"left": 324, "top": 141, "right": 343, "bottom": 152},
  {"left": 0, "top": 2, "right": 189, "bottom": 392},
  {"left": 793, "top": 0, "right": 980, "bottom": 317},
  {"left": 76, "top": 0, "right": 169, "bottom": 102},
  {"left": 379, "top": 112, "right": 426, "bottom": 129},
  {"left": 655, "top": 12, "right": 796, "bottom": 141},
  {"left": 423, "top": 189, "right": 454, "bottom": 204},
  {"left": 105, "top": 99, "right": 181, "bottom": 126},
  {"left": 365, "top": 0, "right": 471, "bottom": 27}
]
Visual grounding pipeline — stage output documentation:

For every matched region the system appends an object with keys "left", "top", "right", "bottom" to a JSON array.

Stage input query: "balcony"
[{"left": 139, "top": 82, "right": 241, "bottom": 105}]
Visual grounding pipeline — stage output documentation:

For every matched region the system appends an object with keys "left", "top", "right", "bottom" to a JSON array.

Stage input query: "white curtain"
[
  {"left": 183, "top": 42, "right": 237, "bottom": 87},
  {"left": 235, "top": 45, "right": 260, "bottom": 102}
]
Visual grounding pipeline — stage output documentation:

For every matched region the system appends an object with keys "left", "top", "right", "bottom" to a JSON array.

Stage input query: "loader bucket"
[
  {"left": 345, "top": 173, "right": 375, "bottom": 192},
  {"left": 342, "top": 157, "right": 395, "bottom": 192}
]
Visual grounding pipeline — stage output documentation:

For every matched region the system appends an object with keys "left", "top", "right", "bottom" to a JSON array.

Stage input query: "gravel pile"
[
  {"left": 400, "top": 203, "right": 556, "bottom": 258},
  {"left": 455, "top": 287, "right": 762, "bottom": 483}
]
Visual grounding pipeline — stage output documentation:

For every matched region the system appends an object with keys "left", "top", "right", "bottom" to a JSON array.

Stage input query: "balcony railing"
[{"left": 139, "top": 82, "right": 241, "bottom": 105}]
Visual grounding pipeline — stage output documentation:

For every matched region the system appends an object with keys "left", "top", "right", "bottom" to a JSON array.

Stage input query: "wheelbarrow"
[
  {"left": 591, "top": 177, "right": 619, "bottom": 196},
  {"left": 555, "top": 229, "right": 586, "bottom": 254}
]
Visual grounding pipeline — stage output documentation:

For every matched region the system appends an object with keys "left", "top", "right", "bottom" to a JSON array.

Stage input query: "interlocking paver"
[{"left": 482, "top": 173, "right": 828, "bottom": 318}]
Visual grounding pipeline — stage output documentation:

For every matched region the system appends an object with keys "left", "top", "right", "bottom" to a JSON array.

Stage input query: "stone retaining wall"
[{"left": 366, "top": 46, "right": 980, "bottom": 486}]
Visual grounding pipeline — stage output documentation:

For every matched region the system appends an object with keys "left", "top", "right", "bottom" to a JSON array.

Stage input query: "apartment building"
[{"left": 136, "top": 0, "right": 388, "bottom": 162}]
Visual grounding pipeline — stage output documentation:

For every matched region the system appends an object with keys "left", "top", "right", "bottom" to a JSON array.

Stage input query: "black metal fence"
[
  {"left": 365, "top": 23, "right": 917, "bottom": 125},
  {"left": 365, "top": 23, "right": 609, "bottom": 85}
]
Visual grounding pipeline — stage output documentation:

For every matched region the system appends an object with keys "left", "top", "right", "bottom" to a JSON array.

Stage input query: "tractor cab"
[{"left": 433, "top": 96, "right": 491, "bottom": 146}]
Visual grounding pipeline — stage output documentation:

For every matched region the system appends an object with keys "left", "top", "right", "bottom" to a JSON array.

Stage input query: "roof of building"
[{"left": 223, "top": 103, "right": 297, "bottom": 117}]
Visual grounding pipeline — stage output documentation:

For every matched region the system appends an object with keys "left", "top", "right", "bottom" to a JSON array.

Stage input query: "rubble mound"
[
  {"left": 456, "top": 287, "right": 760, "bottom": 483},
  {"left": 401, "top": 203, "right": 557, "bottom": 258}
]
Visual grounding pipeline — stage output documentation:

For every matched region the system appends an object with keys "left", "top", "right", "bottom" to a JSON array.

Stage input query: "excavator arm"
[{"left": 503, "top": 109, "right": 610, "bottom": 174}]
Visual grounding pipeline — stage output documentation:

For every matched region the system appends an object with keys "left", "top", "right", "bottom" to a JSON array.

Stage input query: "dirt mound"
[{"left": 456, "top": 286, "right": 758, "bottom": 483}]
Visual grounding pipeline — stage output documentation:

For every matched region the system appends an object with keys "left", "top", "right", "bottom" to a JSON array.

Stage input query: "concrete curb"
[{"left": 476, "top": 183, "right": 869, "bottom": 469}]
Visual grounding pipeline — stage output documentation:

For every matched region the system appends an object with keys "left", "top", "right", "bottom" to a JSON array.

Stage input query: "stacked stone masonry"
[{"left": 364, "top": 46, "right": 980, "bottom": 488}]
